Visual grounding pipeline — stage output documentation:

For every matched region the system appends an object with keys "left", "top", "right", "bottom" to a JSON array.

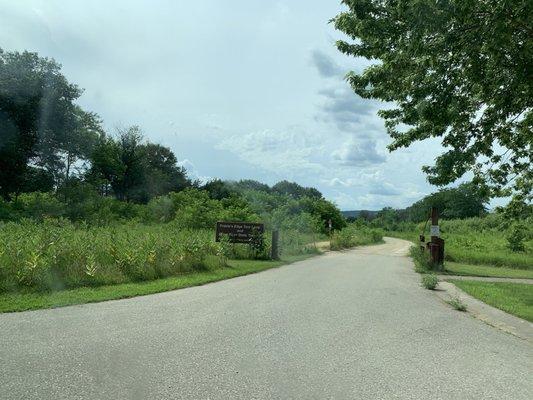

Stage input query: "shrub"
[
  {"left": 409, "top": 246, "right": 432, "bottom": 273},
  {"left": 410, "top": 242, "right": 448, "bottom": 272},
  {"left": 421, "top": 274, "right": 439, "bottom": 290},
  {"left": 330, "top": 225, "right": 383, "bottom": 250},
  {"left": 447, "top": 297, "right": 467, "bottom": 311},
  {"left": 507, "top": 223, "right": 527, "bottom": 252},
  {"left": 146, "top": 195, "right": 175, "bottom": 223},
  {"left": 12, "top": 192, "right": 65, "bottom": 220}
]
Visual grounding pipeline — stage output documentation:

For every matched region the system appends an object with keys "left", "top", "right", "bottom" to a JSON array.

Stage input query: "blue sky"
[{"left": 1, "top": 0, "right": 449, "bottom": 210}]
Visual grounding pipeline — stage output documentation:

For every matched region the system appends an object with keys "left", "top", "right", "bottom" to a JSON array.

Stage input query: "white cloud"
[
  {"left": 310, "top": 49, "right": 344, "bottom": 78},
  {"left": 216, "top": 128, "right": 327, "bottom": 178},
  {"left": 177, "top": 159, "right": 211, "bottom": 184},
  {"left": 0, "top": 0, "right": 450, "bottom": 211},
  {"left": 332, "top": 138, "right": 386, "bottom": 166}
]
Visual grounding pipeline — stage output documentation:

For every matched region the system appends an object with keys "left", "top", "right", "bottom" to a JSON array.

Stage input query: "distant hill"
[{"left": 341, "top": 210, "right": 379, "bottom": 219}]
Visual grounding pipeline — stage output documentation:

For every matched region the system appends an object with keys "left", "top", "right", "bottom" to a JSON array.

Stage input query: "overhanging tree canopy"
[{"left": 333, "top": 0, "right": 532, "bottom": 209}]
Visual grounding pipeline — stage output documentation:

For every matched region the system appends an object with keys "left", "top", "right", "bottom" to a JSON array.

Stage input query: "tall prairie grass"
[
  {"left": 0, "top": 219, "right": 318, "bottom": 294},
  {"left": 385, "top": 215, "right": 533, "bottom": 270}
]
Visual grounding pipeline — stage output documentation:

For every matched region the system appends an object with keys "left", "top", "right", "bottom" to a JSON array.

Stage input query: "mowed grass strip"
[
  {"left": 0, "top": 254, "right": 315, "bottom": 313},
  {"left": 444, "top": 262, "right": 533, "bottom": 279},
  {"left": 450, "top": 280, "right": 533, "bottom": 322}
]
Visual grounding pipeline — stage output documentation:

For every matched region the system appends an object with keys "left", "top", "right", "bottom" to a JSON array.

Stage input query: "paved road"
[{"left": 1, "top": 238, "right": 532, "bottom": 399}]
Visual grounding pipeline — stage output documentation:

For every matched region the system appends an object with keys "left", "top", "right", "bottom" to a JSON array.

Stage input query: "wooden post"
[
  {"left": 429, "top": 207, "right": 444, "bottom": 267},
  {"left": 271, "top": 230, "right": 280, "bottom": 260}
]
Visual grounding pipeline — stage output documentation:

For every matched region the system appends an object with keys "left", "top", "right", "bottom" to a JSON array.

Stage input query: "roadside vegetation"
[
  {"left": 446, "top": 297, "right": 467, "bottom": 312},
  {"left": 443, "top": 262, "right": 533, "bottom": 280},
  {"left": 350, "top": 187, "right": 533, "bottom": 321},
  {"left": 0, "top": 183, "right": 343, "bottom": 310},
  {"left": 421, "top": 274, "right": 438, "bottom": 290},
  {"left": 330, "top": 223, "right": 383, "bottom": 250},
  {"left": 386, "top": 216, "right": 533, "bottom": 273},
  {"left": 0, "top": 255, "right": 313, "bottom": 313},
  {"left": 1, "top": 48, "right": 379, "bottom": 311},
  {"left": 353, "top": 186, "right": 533, "bottom": 275},
  {"left": 450, "top": 281, "right": 532, "bottom": 322}
]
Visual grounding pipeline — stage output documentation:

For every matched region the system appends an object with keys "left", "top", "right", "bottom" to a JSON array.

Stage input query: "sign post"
[
  {"left": 429, "top": 207, "right": 444, "bottom": 267},
  {"left": 271, "top": 230, "right": 280, "bottom": 260}
]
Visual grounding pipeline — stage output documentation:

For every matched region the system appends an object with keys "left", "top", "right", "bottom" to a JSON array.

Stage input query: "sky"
[{"left": 1, "top": 0, "right": 452, "bottom": 210}]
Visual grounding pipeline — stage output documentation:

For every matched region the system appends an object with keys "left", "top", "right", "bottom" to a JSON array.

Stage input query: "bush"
[
  {"left": 409, "top": 246, "right": 432, "bottom": 273},
  {"left": 12, "top": 192, "right": 65, "bottom": 220},
  {"left": 447, "top": 297, "right": 467, "bottom": 311},
  {"left": 330, "top": 225, "right": 383, "bottom": 250},
  {"left": 421, "top": 274, "right": 438, "bottom": 290},
  {"left": 507, "top": 223, "right": 527, "bottom": 252}
]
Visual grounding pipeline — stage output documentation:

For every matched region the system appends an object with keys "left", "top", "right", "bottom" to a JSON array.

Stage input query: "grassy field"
[
  {"left": 0, "top": 254, "right": 316, "bottom": 313},
  {"left": 450, "top": 280, "right": 533, "bottom": 322},
  {"left": 0, "top": 219, "right": 321, "bottom": 294},
  {"left": 386, "top": 218, "right": 533, "bottom": 279},
  {"left": 0, "top": 218, "right": 385, "bottom": 313},
  {"left": 444, "top": 262, "right": 533, "bottom": 279},
  {"left": 443, "top": 231, "right": 532, "bottom": 269},
  {"left": 388, "top": 230, "right": 532, "bottom": 270}
]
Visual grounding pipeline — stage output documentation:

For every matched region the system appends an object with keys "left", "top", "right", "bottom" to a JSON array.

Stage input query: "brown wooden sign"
[{"left": 215, "top": 221, "right": 264, "bottom": 243}]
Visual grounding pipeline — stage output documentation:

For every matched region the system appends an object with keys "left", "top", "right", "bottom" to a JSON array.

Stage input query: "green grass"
[
  {"left": 386, "top": 230, "right": 533, "bottom": 270},
  {"left": 444, "top": 262, "right": 533, "bottom": 279},
  {"left": 444, "top": 232, "right": 532, "bottom": 270},
  {"left": 330, "top": 225, "right": 383, "bottom": 250},
  {"left": 450, "top": 280, "right": 533, "bottom": 322},
  {"left": 0, "top": 254, "right": 316, "bottom": 313},
  {"left": 385, "top": 231, "right": 415, "bottom": 242}
]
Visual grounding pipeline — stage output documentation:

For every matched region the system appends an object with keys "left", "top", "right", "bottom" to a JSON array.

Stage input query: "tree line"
[
  {"left": 0, "top": 49, "right": 194, "bottom": 202},
  {"left": 351, "top": 182, "right": 532, "bottom": 232},
  {"left": 0, "top": 48, "right": 345, "bottom": 232},
  {"left": 347, "top": 183, "right": 491, "bottom": 229}
]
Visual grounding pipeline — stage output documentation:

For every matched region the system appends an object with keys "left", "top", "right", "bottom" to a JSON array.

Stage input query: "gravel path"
[{"left": 1, "top": 238, "right": 532, "bottom": 400}]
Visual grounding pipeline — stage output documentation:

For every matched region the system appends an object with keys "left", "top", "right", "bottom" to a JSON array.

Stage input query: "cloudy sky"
[{"left": 1, "top": 0, "right": 450, "bottom": 210}]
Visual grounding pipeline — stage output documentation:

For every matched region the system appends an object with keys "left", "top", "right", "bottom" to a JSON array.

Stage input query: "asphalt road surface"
[{"left": 1, "top": 238, "right": 532, "bottom": 399}]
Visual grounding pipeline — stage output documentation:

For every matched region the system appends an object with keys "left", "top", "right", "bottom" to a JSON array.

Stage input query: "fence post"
[{"left": 271, "top": 230, "right": 280, "bottom": 260}]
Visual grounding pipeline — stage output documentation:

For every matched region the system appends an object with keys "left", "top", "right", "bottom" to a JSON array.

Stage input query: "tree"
[
  {"left": 230, "top": 179, "right": 271, "bottom": 193},
  {"left": 89, "top": 127, "right": 191, "bottom": 202},
  {"left": 202, "top": 179, "right": 236, "bottom": 200},
  {"left": 272, "top": 180, "right": 323, "bottom": 199},
  {"left": 0, "top": 48, "right": 102, "bottom": 198},
  {"left": 38, "top": 106, "right": 103, "bottom": 185},
  {"left": 333, "top": 0, "right": 532, "bottom": 207},
  {"left": 20, "top": 167, "right": 55, "bottom": 194},
  {"left": 141, "top": 142, "right": 191, "bottom": 200},
  {"left": 89, "top": 127, "right": 145, "bottom": 201},
  {"left": 405, "top": 183, "right": 488, "bottom": 221},
  {"left": 300, "top": 196, "right": 347, "bottom": 232}
]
